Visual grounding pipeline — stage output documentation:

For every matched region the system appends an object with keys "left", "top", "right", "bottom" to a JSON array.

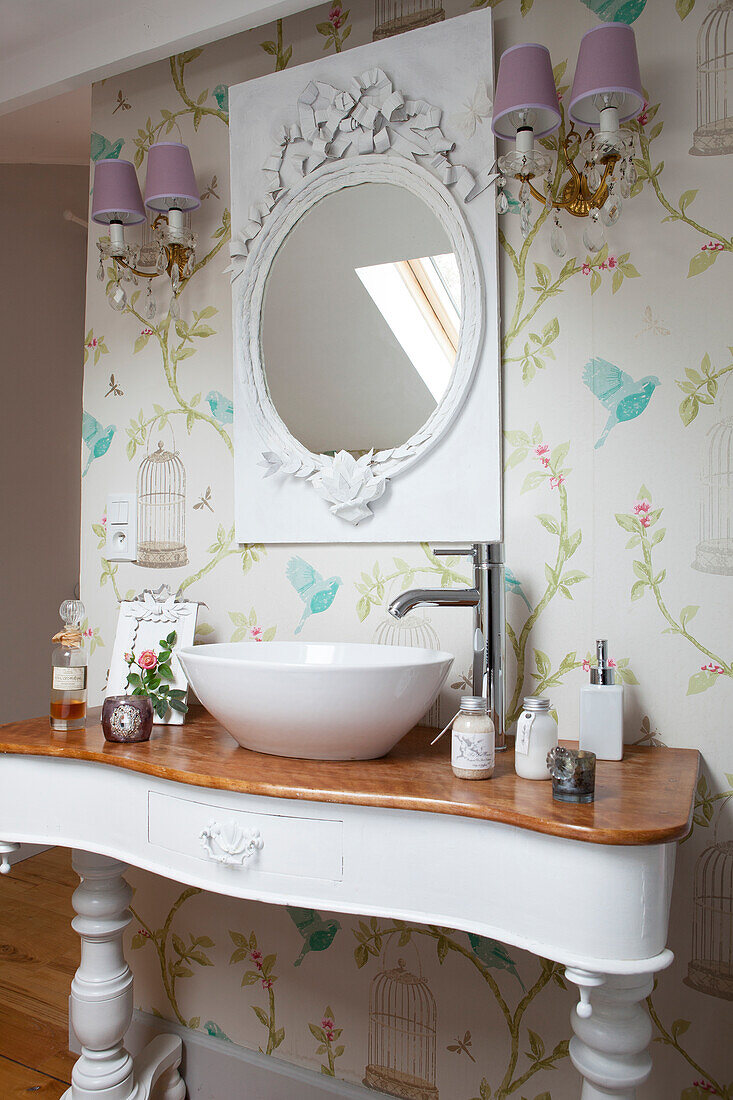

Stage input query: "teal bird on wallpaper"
[
  {"left": 505, "top": 567, "right": 531, "bottom": 611},
  {"left": 582, "top": 357, "right": 660, "bottom": 450},
  {"left": 206, "top": 390, "right": 234, "bottom": 425},
  {"left": 286, "top": 906, "right": 342, "bottom": 966},
  {"left": 90, "top": 132, "right": 124, "bottom": 161},
  {"left": 286, "top": 557, "right": 342, "bottom": 635},
  {"left": 82, "top": 412, "right": 116, "bottom": 477},
  {"left": 204, "top": 1021, "right": 233, "bottom": 1042},
  {"left": 213, "top": 84, "right": 229, "bottom": 114},
  {"left": 579, "top": 0, "right": 646, "bottom": 24},
  {"left": 467, "top": 933, "right": 525, "bottom": 989}
]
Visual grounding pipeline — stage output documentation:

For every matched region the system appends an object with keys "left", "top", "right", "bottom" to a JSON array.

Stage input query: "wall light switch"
[{"left": 106, "top": 492, "right": 137, "bottom": 562}]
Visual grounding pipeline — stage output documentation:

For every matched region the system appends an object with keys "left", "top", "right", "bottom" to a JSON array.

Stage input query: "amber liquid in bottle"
[{"left": 50, "top": 599, "right": 88, "bottom": 732}]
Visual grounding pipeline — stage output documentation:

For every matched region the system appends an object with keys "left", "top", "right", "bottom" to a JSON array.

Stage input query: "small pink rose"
[
  {"left": 138, "top": 650, "right": 158, "bottom": 670},
  {"left": 124, "top": 651, "right": 133, "bottom": 662}
]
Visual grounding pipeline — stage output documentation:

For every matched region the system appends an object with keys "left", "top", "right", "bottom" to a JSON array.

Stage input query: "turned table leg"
[
  {"left": 0, "top": 840, "right": 20, "bottom": 873},
  {"left": 64, "top": 850, "right": 185, "bottom": 1100},
  {"left": 566, "top": 969, "right": 654, "bottom": 1099}
]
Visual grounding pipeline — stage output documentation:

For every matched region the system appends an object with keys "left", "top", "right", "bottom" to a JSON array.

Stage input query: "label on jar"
[
  {"left": 53, "top": 666, "right": 87, "bottom": 691},
  {"left": 515, "top": 711, "right": 534, "bottom": 755},
  {"left": 452, "top": 729, "right": 493, "bottom": 770}
]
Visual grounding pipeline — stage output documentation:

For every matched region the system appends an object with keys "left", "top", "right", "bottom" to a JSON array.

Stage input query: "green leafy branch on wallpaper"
[
  {"left": 95, "top": 521, "right": 265, "bottom": 600},
  {"left": 131, "top": 50, "right": 229, "bottom": 166},
  {"left": 261, "top": 19, "right": 293, "bottom": 70},
  {"left": 503, "top": 426, "right": 588, "bottom": 725},
  {"left": 354, "top": 543, "right": 471, "bottom": 622},
  {"left": 615, "top": 487, "right": 732, "bottom": 695},
  {"left": 353, "top": 920, "right": 568, "bottom": 1100},
  {"left": 677, "top": 350, "right": 733, "bottom": 426},
  {"left": 229, "top": 930, "right": 284, "bottom": 1055},
  {"left": 647, "top": 994, "right": 732, "bottom": 1099},
  {"left": 316, "top": 2, "right": 351, "bottom": 53},
  {"left": 308, "top": 1006, "right": 346, "bottom": 1077},
  {"left": 130, "top": 887, "right": 212, "bottom": 1029},
  {"left": 684, "top": 771, "right": 733, "bottom": 842},
  {"left": 229, "top": 607, "right": 277, "bottom": 642},
  {"left": 630, "top": 102, "right": 733, "bottom": 272}
]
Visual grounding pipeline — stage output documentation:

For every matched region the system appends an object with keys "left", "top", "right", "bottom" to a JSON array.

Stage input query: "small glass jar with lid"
[
  {"left": 451, "top": 696, "right": 495, "bottom": 780},
  {"left": 514, "top": 696, "right": 557, "bottom": 781}
]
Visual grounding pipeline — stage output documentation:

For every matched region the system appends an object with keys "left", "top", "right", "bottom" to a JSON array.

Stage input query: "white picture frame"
[
  {"left": 105, "top": 585, "right": 199, "bottom": 725},
  {"left": 229, "top": 10, "right": 501, "bottom": 543}
]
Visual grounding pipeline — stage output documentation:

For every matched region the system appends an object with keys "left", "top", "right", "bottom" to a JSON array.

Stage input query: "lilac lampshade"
[
  {"left": 569, "top": 23, "right": 644, "bottom": 128},
  {"left": 492, "top": 43, "right": 561, "bottom": 139},
  {"left": 91, "top": 159, "right": 145, "bottom": 225},
  {"left": 144, "top": 142, "right": 200, "bottom": 212}
]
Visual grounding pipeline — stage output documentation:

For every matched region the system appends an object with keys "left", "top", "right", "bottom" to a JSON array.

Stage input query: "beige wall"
[{"left": 0, "top": 164, "right": 88, "bottom": 722}]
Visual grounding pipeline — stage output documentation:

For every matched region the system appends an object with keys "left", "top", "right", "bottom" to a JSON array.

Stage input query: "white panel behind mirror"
[{"left": 229, "top": 10, "right": 501, "bottom": 543}]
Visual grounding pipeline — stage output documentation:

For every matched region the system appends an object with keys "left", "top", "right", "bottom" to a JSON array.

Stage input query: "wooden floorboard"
[{"left": 0, "top": 847, "right": 76, "bottom": 1094}]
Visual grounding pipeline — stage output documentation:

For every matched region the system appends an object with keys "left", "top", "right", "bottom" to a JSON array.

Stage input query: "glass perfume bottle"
[{"left": 50, "top": 599, "right": 88, "bottom": 731}]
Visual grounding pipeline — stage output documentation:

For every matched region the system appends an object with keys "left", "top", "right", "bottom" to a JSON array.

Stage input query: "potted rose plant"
[
  {"left": 124, "top": 630, "right": 189, "bottom": 720},
  {"left": 101, "top": 630, "right": 187, "bottom": 743}
]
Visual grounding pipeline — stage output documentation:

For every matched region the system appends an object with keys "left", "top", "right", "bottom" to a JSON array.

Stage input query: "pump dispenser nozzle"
[{"left": 590, "top": 638, "right": 615, "bottom": 686}]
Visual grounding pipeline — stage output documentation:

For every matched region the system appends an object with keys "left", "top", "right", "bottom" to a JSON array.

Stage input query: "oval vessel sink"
[{"left": 177, "top": 641, "right": 453, "bottom": 760}]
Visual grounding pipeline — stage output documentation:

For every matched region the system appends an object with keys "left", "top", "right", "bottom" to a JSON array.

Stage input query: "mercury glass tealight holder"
[{"left": 546, "top": 746, "right": 596, "bottom": 804}]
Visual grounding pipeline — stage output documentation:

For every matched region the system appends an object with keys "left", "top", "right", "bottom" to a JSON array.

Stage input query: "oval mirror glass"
[{"left": 261, "top": 181, "right": 462, "bottom": 457}]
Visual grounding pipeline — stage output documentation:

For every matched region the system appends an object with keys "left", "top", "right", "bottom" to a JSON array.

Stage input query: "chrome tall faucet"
[{"left": 388, "top": 543, "right": 506, "bottom": 749}]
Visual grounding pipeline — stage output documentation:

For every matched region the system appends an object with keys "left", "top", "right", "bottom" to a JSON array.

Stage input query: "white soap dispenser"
[{"left": 579, "top": 639, "right": 624, "bottom": 761}]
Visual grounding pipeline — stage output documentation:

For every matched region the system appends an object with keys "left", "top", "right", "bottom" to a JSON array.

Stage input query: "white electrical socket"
[{"left": 106, "top": 493, "right": 137, "bottom": 561}]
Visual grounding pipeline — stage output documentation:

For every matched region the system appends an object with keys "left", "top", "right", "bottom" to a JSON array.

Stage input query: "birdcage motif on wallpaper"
[
  {"left": 364, "top": 952, "right": 438, "bottom": 1100},
  {"left": 137, "top": 440, "right": 188, "bottom": 568},
  {"left": 373, "top": 0, "right": 444, "bottom": 41},
  {"left": 374, "top": 609, "right": 442, "bottom": 727},
  {"left": 692, "top": 416, "right": 733, "bottom": 574},
  {"left": 685, "top": 822, "right": 733, "bottom": 1001},
  {"left": 690, "top": 0, "right": 733, "bottom": 156}
]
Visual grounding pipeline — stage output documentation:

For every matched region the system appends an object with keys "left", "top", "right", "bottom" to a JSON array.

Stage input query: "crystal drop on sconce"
[
  {"left": 110, "top": 283, "right": 127, "bottom": 311},
  {"left": 496, "top": 189, "right": 509, "bottom": 215},
  {"left": 169, "top": 295, "right": 180, "bottom": 320},
  {"left": 551, "top": 216, "right": 568, "bottom": 258},
  {"left": 600, "top": 190, "right": 622, "bottom": 227},
  {"left": 583, "top": 211, "right": 605, "bottom": 254}
]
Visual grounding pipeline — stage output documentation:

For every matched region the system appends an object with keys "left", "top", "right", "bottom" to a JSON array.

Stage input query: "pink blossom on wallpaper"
[
  {"left": 608, "top": 658, "right": 617, "bottom": 668},
  {"left": 692, "top": 1082, "right": 721, "bottom": 1095},
  {"left": 261, "top": 977, "right": 273, "bottom": 989},
  {"left": 701, "top": 662, "right": 725, "bottom": 675},
  {"left": 582, "top": 658, "right": 591, "bottom": 672},
  {"left": 322, "top": 1016, "right": 336, "bottom": 1040},
  {"left": 607, "top": 256, "right": 617, "bottom": 268},
  {"left": 141, "top": 327, "right": 154, "bottom": 335},
  {"left": 549, "top": 475, "right": 564, "bottom": 489},
  {"left": 701, "top": 241, "right": 724, "bottom": 252},
  {"left": 251, "top": 626, "right": 263, "bottom": 640},
  {"left": 87, "top": 337, "right": 98, "bottom": 348},
  {"left": 535, "top": 443, "right": 550, "bottom": 468},
  {"left": 83, "top": 627, "right": 93, "bottom": 638},
  {"left": 582, "top": 262, "right": 591, "bottom": 275},
  {"left": 328, "top": 4, "right": 344, "bottom": 28},
  {"left": 638, "top": 101, "right": 649, "bottom": 126}
]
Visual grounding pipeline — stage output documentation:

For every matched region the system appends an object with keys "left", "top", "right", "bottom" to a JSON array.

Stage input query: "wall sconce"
[
  {"left": 492, "top": 23, "right": 644, "bottom": 257},
  {"left": 92, "top": 142, "right": 200, "bottom": 319}
]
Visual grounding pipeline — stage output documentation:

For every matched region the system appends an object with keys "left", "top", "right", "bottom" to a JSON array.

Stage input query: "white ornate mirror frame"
[{"left": 230, "top": 11, "right": 502, "bottom": 543}]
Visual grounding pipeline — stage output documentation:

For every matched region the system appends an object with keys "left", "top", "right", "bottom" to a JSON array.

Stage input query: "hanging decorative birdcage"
[
  {"left": 690, "top": 0, "right": 733, "bottom": 156},
  {"left": 374, "top": 609, "right": 442, "bottom": 727},
  {"left": 685, "top": 799, "right": 733, "bottom": 1000},
  {"left": 692, "top": 416, "right": 733, "bottom": 574},
  {"left": 364, "top": 953, "right": 438, "bottom": 1100},
  {"left": 373, "top": 0, "right": 444, "bottom": 41},
  {"left": 137, "top": 440, "right": 188, "bottom": 568}
]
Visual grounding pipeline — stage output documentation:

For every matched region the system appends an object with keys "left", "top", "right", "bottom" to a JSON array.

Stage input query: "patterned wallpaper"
[{"left": 80, "top": 0, "right": 733, "bottom": 1095}]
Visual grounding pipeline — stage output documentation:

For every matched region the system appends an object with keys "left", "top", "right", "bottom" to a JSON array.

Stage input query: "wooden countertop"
[{"left": 0, "top": 710, "right": 698, "bottom": 846}]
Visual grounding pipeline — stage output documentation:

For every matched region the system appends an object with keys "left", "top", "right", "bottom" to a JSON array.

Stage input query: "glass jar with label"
[
  {"left": 451, "top": 696, "right": 495, "bottom": 780},
  {"left": 514, "top": 696, "right": 556, "bottom": 780},
  {"left": 50, "top": 599, "right": 88, "bottom": 732}
]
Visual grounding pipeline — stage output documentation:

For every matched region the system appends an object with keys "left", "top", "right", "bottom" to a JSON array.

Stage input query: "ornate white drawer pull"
[{"left": 199, "top": 821, "right": 264, "bottom": 866}]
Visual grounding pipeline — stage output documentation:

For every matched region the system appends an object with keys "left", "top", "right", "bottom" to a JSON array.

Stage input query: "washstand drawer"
[{"left": 148, "top": 791, "right": 343, "bottom": 881}]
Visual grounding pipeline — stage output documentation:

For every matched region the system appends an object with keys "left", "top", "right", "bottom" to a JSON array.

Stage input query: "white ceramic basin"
[{"left": 177, "top": 641, "right": 453, "bottom": 760}]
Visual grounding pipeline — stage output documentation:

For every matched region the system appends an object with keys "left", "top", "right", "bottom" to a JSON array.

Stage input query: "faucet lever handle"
[{"left": 431, "top": 546, "right": 477, "bottom": 559}]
